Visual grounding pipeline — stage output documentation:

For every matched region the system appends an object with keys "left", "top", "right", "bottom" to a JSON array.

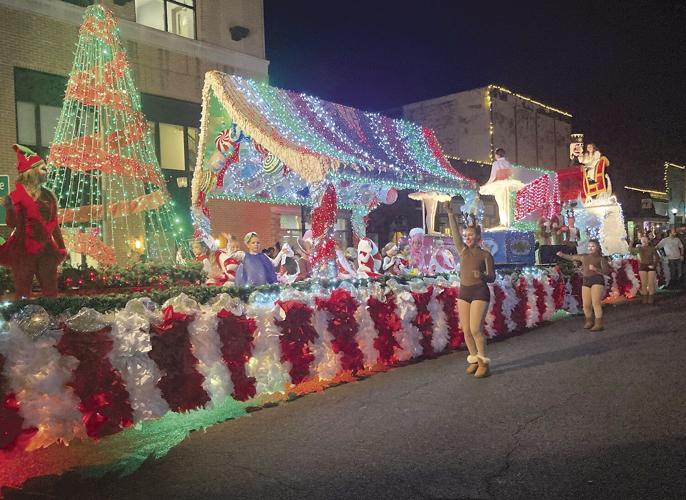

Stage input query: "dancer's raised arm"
[{"left": 447, "top": 209, "right": 465, "bottom": 253}]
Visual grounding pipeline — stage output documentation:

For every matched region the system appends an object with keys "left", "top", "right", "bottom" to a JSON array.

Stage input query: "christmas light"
[
  {"left": 190, "top": 71, "right": 478, "bottom": 244},
  {"left": 46, "top": 5, "right": 184, "bottom": 266}
]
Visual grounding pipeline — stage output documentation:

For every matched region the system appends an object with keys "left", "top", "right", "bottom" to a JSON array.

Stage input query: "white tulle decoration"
[
  {"left": 498, "top": 275, "right": 519, "bottom": 333},
  {"left": 429, "top": 287, "right": 449, "bottom": 353},
  {"left": 110, "top": 307, "right": 169, "bottom": 422},
  {"left": 311, "top": 300, "right": 341, "bottom": 381},
  {"left": 245, "top": 303, "right": 290, "bottom": 394},
  {"left": 3, "top": 323, "right": 86, "bottom": 450},
  {"left": 188, "top": 305, "right": 233, "bottom": 406},
  {"left": 354, "top": 288, "right": 381, "bottom": 368},
  {"left": 394, "top": 290, "right": 423, "bottom": 360}
]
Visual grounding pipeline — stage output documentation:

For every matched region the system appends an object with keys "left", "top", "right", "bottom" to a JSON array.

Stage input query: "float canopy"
[{"left": 191, "top": 71, "right": 477, "bottom": 211}]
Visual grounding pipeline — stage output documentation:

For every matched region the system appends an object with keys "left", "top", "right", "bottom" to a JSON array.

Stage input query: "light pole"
[{"left": 671, "top": 207, "right": 678, "bottom": 228}]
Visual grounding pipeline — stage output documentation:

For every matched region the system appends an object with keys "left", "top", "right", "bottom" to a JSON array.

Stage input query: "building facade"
[
  {"left": 402, "top": 85, "right": 572, "bottom": 170},
  {"left": 0, "top": 0, "right": 270, "bottom": 243}
]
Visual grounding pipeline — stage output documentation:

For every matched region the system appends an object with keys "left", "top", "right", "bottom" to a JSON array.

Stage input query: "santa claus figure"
[
  {"left": 357, "top": 237, "right": 382, "bottom": 278},
  {"left": 0, "top": 145, "right": 67, "bottom": 299}
]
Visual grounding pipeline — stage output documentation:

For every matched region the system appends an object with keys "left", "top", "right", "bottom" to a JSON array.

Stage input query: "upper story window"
[{"left": 135, "top": 0, "right": 196, "bottom": 39}]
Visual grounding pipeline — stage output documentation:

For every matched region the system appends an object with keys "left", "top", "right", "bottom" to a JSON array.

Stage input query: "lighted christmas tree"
[{"left": 47, "top": 5, "right": 182, "bottom": 267}]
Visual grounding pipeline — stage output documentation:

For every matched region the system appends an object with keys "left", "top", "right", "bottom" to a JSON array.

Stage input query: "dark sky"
[{"left": 263, "top": 0, "right": 686, "bottom": 201}]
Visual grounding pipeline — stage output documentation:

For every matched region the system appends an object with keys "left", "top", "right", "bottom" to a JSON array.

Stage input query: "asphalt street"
[{"left": 8, "top": 293, "right": 686, "bottom": 499}]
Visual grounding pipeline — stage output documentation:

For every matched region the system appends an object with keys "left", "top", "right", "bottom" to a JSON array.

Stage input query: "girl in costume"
[
  {"left": 219, "top": 233, "right": 244, "bottom": 286},
  {"left": 429, "top": 239, "right": 457, "bottom": 275},
  {"left": 633, "top": 235, "right": 659, "bottom": 304},
  {"left": 273, "top": 242, "right": 300, "bottom": 284},
  {"left": 448, "top": 208, "right": 495, "bottom": 378},
  {"left": 557, "top": 239, "right": 610, "bottom": 331},
  {"left": 234, "top": 232, "right": 277, "bottom": 287},
  {"left": 335, "top": 242, "right": 356, "bottom": 279},
  {"left": 382, "top": 242, "right": 401, "bottom": 275},
  {"left": 0, "top": 145, "right": 67, "bottom": 299}
]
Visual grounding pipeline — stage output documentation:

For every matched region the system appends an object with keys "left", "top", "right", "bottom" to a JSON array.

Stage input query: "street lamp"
[{"left": 672, "top": 207, "right": 678, "bottom": 227}]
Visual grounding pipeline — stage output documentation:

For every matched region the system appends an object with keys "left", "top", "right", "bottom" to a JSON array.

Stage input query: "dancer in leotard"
[
  {"left": 557, "top": 239, "right": 610, "bottom": 331},
  {"left": 448, "top": 208, "right": 495, "bottom": 378}
]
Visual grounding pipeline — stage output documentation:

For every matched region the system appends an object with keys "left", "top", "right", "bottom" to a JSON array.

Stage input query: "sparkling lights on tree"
[{"left": 46, "top": 5, "right": 182, "bottom": 266}]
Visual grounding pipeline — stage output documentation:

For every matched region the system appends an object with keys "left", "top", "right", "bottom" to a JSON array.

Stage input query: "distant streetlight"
[{"left": 671, "top": 208, "right": 678, "bottom": 214}]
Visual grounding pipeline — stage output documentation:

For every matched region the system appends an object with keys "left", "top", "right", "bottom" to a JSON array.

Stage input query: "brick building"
[
  {"left": 0, "top": 0, "right": 271, "bottom": 243},
  {"left": 402, "top": 85, "right": 573, "bottom": 169}
]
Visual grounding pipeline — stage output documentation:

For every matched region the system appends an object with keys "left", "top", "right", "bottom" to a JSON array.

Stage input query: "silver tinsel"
[
  {"left": 65, "top": 308, "right": 109, "bottom": 333},
  {"left": 13, "top": 305, "right": 51, "bottom": 339}
]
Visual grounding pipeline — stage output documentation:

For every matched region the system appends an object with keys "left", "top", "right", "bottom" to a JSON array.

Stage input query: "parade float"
[{"left": 0, "top": 5, "right": 645, "bottom": 492}]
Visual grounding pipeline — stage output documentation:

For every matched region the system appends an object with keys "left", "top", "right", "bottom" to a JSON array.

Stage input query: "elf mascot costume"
[{"left": 0, "top": 145, "right": 66, "bottom": 299}]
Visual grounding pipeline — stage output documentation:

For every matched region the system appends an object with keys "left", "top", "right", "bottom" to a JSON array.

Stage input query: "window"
[
  {"left": 15, "top": 102, "right": 61, "bottom": 153},
  {"left": 159, "top": 123, "right": 185, "bottom": 171},
  {"left": 136, "top": 0, "right": 195, "bottom": 39},
  {"left": 280, "top": 214, "right": 303, "bottom": 250},
  {"left": 39, "top": 105, "right": 61, "bottom": 146},
  {"left": 16, "top": 101, "right": 37, "bottom": 145}
]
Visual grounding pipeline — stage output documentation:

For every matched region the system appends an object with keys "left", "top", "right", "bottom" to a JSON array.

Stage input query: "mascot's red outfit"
[{"left": 0, "top": 145, "right": 66, "bottom": 299}]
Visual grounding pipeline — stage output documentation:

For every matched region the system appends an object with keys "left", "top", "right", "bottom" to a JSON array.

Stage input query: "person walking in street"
[
  {"left": 657, "top": 230, "right": 684, "bottom": 288},
  {"left": 633, "top": 235, "right": 659, "bottom": 304},
  {"left": 448, "top": 207, "right": 495, "bottom": 378},
  {"left": 557, "top": 239, "right": 610, "bottom": 331}
]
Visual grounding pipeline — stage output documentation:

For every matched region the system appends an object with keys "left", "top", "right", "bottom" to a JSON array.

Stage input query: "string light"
[
  {"left": 46, "top": 4, "right": 184, "bottom": 266},
  {"left": 191, "top": 71, "right": 478, "bottom": 243},
  {"left": 488, "top": 85, "right": 573, "bottom": 118}
]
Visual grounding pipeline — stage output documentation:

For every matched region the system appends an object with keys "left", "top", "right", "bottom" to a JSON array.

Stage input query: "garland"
[
  {"left": 411, "top": 286, "right": 435, "bottom": 358},
  {"left": 56, "top": 326, "right": 133, "bottom": 438},
  {"left": 275, "top": 300, "right": 318, "bottom": 384},
  {"left": 315, "top": 289, "right": 364, "bottom": 373},
  {"left": 0, "top": 353, "right": 35, "bottom": 451},
  {"left": 437, "top": 287, "right": 462, "bottom": 348},
  {"left": 367, "top": 294, "right": 402, "bottom": 365},
  {"left": 216, "top": 309, "right": 257, "bottom": 401},
  {"left": 148, "top": 307, "right": 210, "bottom": 412}
]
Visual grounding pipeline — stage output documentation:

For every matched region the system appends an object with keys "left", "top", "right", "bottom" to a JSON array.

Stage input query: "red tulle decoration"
[
  {"left": 149, "top": 307, "right": 210, "bottom": 412},
  {"left": 534, "top": 279, "right": 547, "bottom": 322},
  {"left": 613, "top": 263, "right": 634, "bottom": 298},
  {"left": 367, "top": 294, "right": 402, "bottom": 365},
  {"left": 510, "top": 277, "right": 529, "bottom": 330},
  {"left": 489, "top": 285, "right": 508, "bottom": 336},
  {"left": 411, "top": 286, "right": 435, "bottom": 357},
  {"left": 275, "top": 300, "right": 318, "bottom": 384},
  {"left": 0, "top": 354, "right": 36, "bottom": 451},
  {"left": 310, "top": 185, "right": 338, "bottom": 267},
  {"left": 315, "top": 289, "right": 364, "bottom": 372},
  {"left": 552, "top": 274, "right": 566, "bottom": 309},
  {"left": 437, "top": 287, "right": 462, "bottom": 348},
  {"left": 216, "top": 309, "right": 258, "bottom": 401},
  {"left": 56, "top": 326, "right": 134, "bottom": 438}
]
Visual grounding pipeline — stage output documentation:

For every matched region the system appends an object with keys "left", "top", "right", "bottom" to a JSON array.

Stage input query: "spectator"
[{"left": 657, "top": 229, "right": 684, "bottom": 287}]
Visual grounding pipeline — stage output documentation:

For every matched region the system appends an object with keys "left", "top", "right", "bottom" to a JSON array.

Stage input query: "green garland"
[{"left": 0, "top": 273, "right": 452, "bottom": 320}]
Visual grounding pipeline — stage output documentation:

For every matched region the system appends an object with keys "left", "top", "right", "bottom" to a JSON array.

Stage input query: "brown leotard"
[
  {"left": 635, "top": 245, "right": 659, "bottom": 272},
  {"left": 449, "top": 213, "right": 495, "bottom": 302},
  {"left": 559, "top": 252, "right": 609, "bottom": 287}
]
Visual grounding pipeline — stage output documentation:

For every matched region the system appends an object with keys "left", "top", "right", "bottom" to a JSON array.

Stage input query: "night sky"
[{"left": 264, "top": 0, "right": 686, "bottom": 205}]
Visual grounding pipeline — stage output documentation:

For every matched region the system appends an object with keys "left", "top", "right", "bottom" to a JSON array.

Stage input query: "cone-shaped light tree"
[{"left": 47, "top": 4, "right": 182, "bottom": 266}]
